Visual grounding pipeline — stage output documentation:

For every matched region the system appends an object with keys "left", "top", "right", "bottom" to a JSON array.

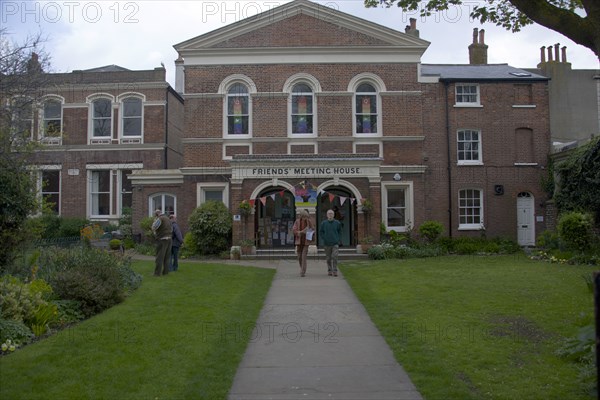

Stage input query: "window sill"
[
  {"left": 514, "top": 162, "right": 538, "bottom": 166},
  {"left": 458, "top": 225, "right": 485, "bottom": 231},
  {"left": 512, "top": 105, "right": 536, "bottom": 108},
  {"left": 453, "top": 104, "right": 483, "bottom": 108},
  {"left": 457, "top": 162, "right": 483, "bottom": 166}
]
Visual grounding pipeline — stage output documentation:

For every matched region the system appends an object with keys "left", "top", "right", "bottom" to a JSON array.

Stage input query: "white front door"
[{"left": 517, "top": 192, "right": 535, "bottom": 246}]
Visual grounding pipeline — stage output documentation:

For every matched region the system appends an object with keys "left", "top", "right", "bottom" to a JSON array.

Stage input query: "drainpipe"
[
  {"left": 444, "top": 81, "right": 453, "bottom": 237},
  {"left": 164, "top": 87, "right": 169, "bottom": 169}
]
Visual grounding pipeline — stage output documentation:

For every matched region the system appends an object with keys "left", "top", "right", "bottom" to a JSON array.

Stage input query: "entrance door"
[
  {"left": 256, "top": 189, "right": 296, "bottom": 248},
  {"left": 317, "top": 189, "right": 354, "bottom": 247},
  {"left": 517, "top": 192, "right": 535, "bottom": 246}
]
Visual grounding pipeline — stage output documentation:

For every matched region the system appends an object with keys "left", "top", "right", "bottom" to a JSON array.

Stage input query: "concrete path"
[{"left": 227, "top": 257, "right": 423, "bottom": 400}]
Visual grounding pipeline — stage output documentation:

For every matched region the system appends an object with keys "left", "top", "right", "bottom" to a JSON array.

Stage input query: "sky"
[{"left": 2, "top": 0, "right": 598, "bottom": 87}]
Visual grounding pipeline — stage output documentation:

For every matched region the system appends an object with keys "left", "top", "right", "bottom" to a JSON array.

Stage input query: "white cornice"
[
  {"left": 128, "top": 169, "right": 183, "bottom": 185},
  {"left": 182, "top": 47, "right": 425, "bottom": 65}
]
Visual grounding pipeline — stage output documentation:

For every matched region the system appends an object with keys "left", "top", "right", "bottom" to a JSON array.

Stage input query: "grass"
[
  {"left": 0, "top": 260, "right": 275, "bottom": 399},
  {"left": 341, "top": 254, "right": 596, "bottom": 400}
]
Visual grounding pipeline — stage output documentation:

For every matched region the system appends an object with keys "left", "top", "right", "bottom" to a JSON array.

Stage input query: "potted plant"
[
  {"left": 230, "top": 247, "right": 241, "bottom": 260},
  {"left": 361, "top": 198, "right": 373, "bottom": 213},
  {"left": 359, "top": 236, "right": 374, "bottom": 254},
  {"left": 240, "top": 239, "right": 255, "bottom": 255},
  {"left": 239, "top": 200, "right": 252, "bottom": 217}
]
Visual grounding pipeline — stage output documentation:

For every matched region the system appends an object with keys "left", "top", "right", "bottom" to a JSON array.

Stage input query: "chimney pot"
[
  {"left": 478, "top": 29, "right": 485, "bottom": 44},
  {"left": 554, "top": 43, "right": 560, "bottom": 62},
  {"left": 410, "top": 17, "right": 416, "bottom": 30},
  {"left": 561, "top": 46, "right": 567, "bottom": 63},
  {"left": 540, "top": 46, "right": 546, "bottom": 63},
  {"left": 472, "top": 28, "right": 478, "bottom": 44},
  {"left": 547, "top": 46, "right": 553, "bottom": 62}
]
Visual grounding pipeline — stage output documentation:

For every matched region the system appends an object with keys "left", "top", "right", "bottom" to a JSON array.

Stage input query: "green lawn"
[
  {"left": 0, "top": 261, "right": 275, "bottom": 399},
  {"left": 341, "top": 254, "right": 596, "bottom": 400}
]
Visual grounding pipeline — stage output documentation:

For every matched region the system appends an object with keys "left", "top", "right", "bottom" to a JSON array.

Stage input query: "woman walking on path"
[{"left": 293, "top": 209, "right": 314, "bottom": 277}]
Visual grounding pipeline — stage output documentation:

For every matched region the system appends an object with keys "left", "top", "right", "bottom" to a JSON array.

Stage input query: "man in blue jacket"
[{"left": 319, "top": 209, "right": 342, "bottom": 276}]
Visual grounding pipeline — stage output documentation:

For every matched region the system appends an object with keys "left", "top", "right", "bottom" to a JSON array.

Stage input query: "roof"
[
  {"left": 421, "top": 64, "right": 549, "bottom": 82},
  {"left": 81, "top": 65, "right": 131, "bottom": 73}
]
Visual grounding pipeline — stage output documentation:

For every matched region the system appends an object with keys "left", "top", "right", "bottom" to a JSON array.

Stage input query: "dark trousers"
[
  {"left": 170, "top": 246, "right": 180, "bottom": 271},
  {"left": 155, "top": 238, "right": 172, "bottom": 276}
]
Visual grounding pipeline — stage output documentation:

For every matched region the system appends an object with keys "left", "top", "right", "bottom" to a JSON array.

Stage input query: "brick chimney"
[
  {"left": 468, "top": 28, "right": 488, "bottom": 64},
  {"left": 404, "top": 18, "right": 420, "bottom": 38},
  {"left": 27, "top": 52, "right": 43, "bottom": 74},
  {"left": 537, "top": 43, "right": 571, "bottom": 68}
]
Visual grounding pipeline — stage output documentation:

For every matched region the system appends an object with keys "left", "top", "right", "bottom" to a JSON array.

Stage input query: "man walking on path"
[
  {"left": 319, "top": 209, "right": 342, "bottom": 276},
  {"left": 169, "top": 214, "right": 184, "bottom": 271}
]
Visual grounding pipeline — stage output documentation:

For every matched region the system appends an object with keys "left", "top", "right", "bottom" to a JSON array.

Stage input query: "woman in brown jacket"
[{"left": 292, "top": 209, "right": 314, "bottom": 277}]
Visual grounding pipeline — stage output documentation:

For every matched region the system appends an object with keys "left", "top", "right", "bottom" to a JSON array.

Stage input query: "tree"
[
  {"left": 0, "top": 29, "right": 50, "bottom": 269},
  {"left": 554, "top": 136, "right": 600, "bottom": 224},
  {"left": 365, "top": 0, "right": 600, "bottom": 60}
]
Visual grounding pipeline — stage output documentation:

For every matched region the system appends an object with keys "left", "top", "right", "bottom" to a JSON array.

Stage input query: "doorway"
[
  {"left": 517, "top": 192, "right": 535, "bottom": 246},
  {"left": 255, "top": 188, "right": 296, "bottom": 248},
  {"left": 317, "top": 188, "right": 355, "bottom": 247}
]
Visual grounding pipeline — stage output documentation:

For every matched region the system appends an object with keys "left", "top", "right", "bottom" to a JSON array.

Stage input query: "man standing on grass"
[
  {"left": 319, "top": 209, "right": 342, "bottom": 277},
  {"left": 152, "top": 209, "right": 172, "bottom": 276}
]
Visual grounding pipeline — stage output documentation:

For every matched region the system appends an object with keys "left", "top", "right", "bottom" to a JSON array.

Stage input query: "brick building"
[
  {"left": 21, "top": 65, "right": 183, "bottom": 223},
  {"left": 130, "top": 0, "right": 551, "bottom": 249}
]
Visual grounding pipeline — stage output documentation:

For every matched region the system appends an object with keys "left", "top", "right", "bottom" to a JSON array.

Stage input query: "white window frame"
[
  {"left": 454, "top": 83, "right": 481, "bottom": 107},
  {"left": 284, "top": 74, "right": 321, "bottom": 138},
  {"left": 458, "top": 188, "right": 484, "bottom": 230},
  {"left": 289, "top": 83, "right": 316, "bottom": 137},
  {"left": 197, "top": 183, "right": 229, "bottom": 207},
  {"left": 11, "top": 96, "right": 34, "bottom": 142},
  {"left": 119, "top": 169, "right": 134, "bottom": 215},
  {"left": 36, "top": 165, "right": 62, "bottom": 215},
  {"left": 149, "top": 193, "right": 177, "bottom": 217},
  {"left": 87, "top": 94, "right": 115, "bottom": 143},
  {"left": 219, "top": 75, "right": 256, "bottom": 139},
  {"left": 348, "top": 73, "right": 385, "bottom": 137},
  {"left": 39, "top": 96, "right": 64, "bottom": 144},
  {"left": 381, "top": 181, "right": 413, "bottom": 232},
  {"left": 118, "top": 93, "right": 144, "bottom": 141},
  {"left": 457, "top": 129, "right": 483, "bottom": 165},
  {"left": 88, "top": 170, "right": 113, "bottom": 218}
]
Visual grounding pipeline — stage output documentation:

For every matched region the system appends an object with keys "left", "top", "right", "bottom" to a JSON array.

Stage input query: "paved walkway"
[{"left": 227, "top": 258, "right": 423, "bottom": 400}]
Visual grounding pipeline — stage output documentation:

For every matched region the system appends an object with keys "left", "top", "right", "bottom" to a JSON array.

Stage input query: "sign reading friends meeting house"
[{"left": 232, "top": 165, "right": 381, "bottom": 180}]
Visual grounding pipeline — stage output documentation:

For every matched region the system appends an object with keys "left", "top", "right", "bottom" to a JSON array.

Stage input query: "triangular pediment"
[{"left": 174, "top": 0, "right": 429, "bottom": 54}]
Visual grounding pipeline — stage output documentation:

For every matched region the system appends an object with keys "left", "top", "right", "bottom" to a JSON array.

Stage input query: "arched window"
[
  {"left": 227, "top": 83, "right": 249, "bottom": 135},
  {"left": 150, "top": 194, "right": 176, "bottom": 216},
  {"left": 355, "top": 83, "right": 378, "bottom": 134},
  {"left": 291, "top": 83, "right": 314, "bottom": 134},
  {"left": 121, "top": 97, "right": 142, "bottom": 137},
  {"left": 92, "top": 98, "right": 112, "bottom": 137}
]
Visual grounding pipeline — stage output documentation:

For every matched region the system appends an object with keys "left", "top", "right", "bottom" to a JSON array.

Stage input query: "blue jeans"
[{"left": 170, "top": 246, "right": 180, "bottom": 271}]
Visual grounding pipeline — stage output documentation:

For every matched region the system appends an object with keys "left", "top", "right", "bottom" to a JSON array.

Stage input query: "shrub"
[
  {"left": 188, "top": 201, "right": 232, "bottom": 255},
  {"left": 0, "top": 276, "right": 48, "bottom": 322},
  {"left": 0, "top": 319, "right": 33, "bottom": 345},
  {"left": 122, "top": 237, "right": 135, "bottom": 249},
  {"left": 454, "top": 240, "right": 479, "bottom": 255},
  {"left": 537, "top": 230, "right": 560, "bottom": 250},
  {"left": 140, "top": 216, "right": 156, "bottom": 244},
  {"left": 53, "top": 299, "right": 85, "bottom": 327},
  {"left": 418, "top": 220, "right": 444, "bottom": 242},
  {"left": 109, "top": 239, "right": 122, "bottom": 251},
  {"left": 368, "top": 245, "right": 386, "bottom": 260},
  {"left": 118, "top": 207, "right": 133, "bottom": 239},
  {"left": 181, "top": 232, "right": 198, "bottom": 257},
  {"left": 558, "top": 212, "right": 594, "bottom": 252},
  {"left": 40, "top": 247, "right": 141, "bottom": 318},
  {"left": 134, "top": 243, "right": 155, "bottom": 256},
  {"left": 58, "top": 217, "right": 89, "bottom": 238}
]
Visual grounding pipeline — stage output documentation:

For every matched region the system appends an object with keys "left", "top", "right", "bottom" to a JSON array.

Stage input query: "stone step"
[{"left": 242, "top": 247, "right": 368, "bottom": 260}]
